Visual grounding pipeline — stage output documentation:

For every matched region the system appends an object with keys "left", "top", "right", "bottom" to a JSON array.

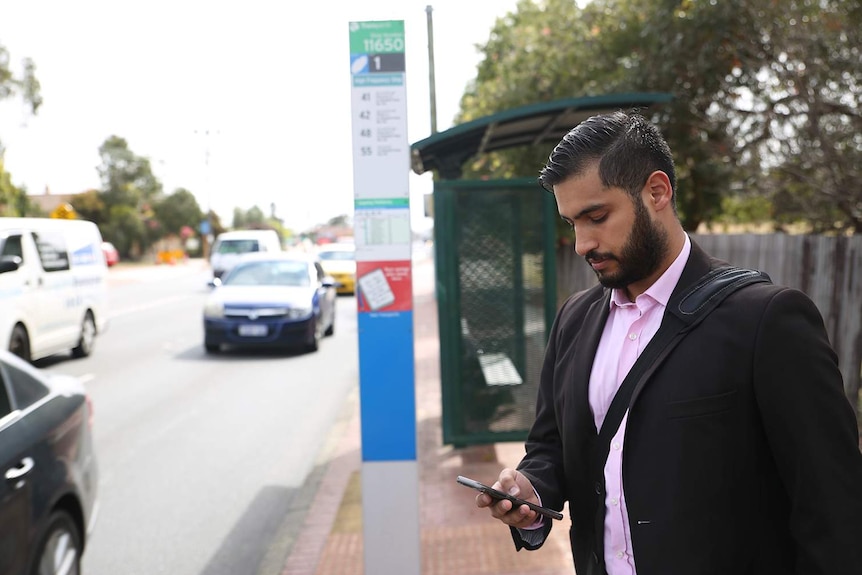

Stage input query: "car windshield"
[
  {"left": 214, "top": 239, "right": 259, "bottom": 254},
  {"left": 318, "top": 250, "right": 354, "bottom": 261},
  {"left": 224, "top": 261, "right": 310, "bottom": 287}
]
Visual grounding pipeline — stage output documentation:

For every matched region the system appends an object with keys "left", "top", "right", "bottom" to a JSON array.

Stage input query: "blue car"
[
  {"left": 203, "top": 253, "right": 338, "bottom": 354},
  {"left": 0, "top": 349, "right": 99, "bottom": 575}
]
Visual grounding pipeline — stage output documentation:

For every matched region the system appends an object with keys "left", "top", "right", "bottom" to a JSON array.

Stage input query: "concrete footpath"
[{"left": 279, "top": 254, "right": 575, "bottom": 575}]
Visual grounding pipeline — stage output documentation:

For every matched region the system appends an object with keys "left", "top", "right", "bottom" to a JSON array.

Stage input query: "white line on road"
[{"left": 108, "top": 294, "right": 196, "bottom": 320}]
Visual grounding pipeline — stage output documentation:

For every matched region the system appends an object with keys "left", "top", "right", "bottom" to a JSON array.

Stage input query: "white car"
[
  {"left": 0, "top": 218, "right": 108, "bottom": 362},
  {"left": 209, "top": 229, "right": 282, "bottom": 280}
]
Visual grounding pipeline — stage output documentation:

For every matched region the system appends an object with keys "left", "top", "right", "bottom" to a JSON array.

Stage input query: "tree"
[
  {"left": 0, "top": 43, "right": 42, "bottom": 115},
  {"left": 326, "top": 214, "right": 351, "bottom": 228},
  {"left": 0, "top": 42, "right": 42, "bottom": 216},
  {"left": 102, "top": 205, "right": 146, "bottom": 258},
  {"left": 0, "top": 154, "right": 30, "bottom": 216},
  {"left": 206, "top": 209, "right": 226, "bottom": 238},
  {"left": 96, "top": 136, "right": 164, "bottom": 256},
  {"left": 228, "top": 204, "right": 293, "bottom": 245},
  {"left": 622, "top": 0, "right": 861, "bottom": 233},
  {"left": 457, "top": 0, "right": 861, "bottom": 233},
  {"left": 153, "top": 188, "right": 203, "bottom": 236},
  {"left": 232, "top": 205, "right": 267, "bottom": 229},
  {"left": 97, "top": 136, "right": 162, "bottom": 208},
  {"left": 70, "top": 189, "right": 107, "bottom": 226},
  {"left": 725, "top": 0, "right": 862, "bottom": 233},
  {"left": 458, "top": 0, "right": 744, "bottom": 230}
]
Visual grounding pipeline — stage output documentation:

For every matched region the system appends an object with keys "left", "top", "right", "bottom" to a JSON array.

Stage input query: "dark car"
[
  {"left": 0, "top": 349, "right": 99, "bottom": 575},
  {"left": 203, "top": 252, "right": 337, "bottom": 354}
]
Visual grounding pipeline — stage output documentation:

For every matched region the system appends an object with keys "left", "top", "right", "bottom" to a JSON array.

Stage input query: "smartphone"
[{"left": 456, "top": 475, "right": 564, "bottom": 521}]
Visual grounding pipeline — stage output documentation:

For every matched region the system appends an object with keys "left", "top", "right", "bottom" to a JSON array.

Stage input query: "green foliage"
[
  {"left": 101, "top": 205, "right": 146, "bottom": 257},
  {"left": 715, "top": 195, "right": 774, "bottom": 228},
  {"left": 94, "top": 136, "right": 166, "bottom": 256},
  {"left": 206, "top": 209, "right": 227, "bottom": 237},
  {"left": 97, "top": 136, "right": 163, "bottom": 208},
  {"left": 0, "top": 44, "right": 42, "bottom": 114},
  {"left": 326, "top": 214, "right": 351, "bottom": 227},
  {"left": 153, "top": 188, "right": 203, "bottom": 236},
  {"left": 456, "top": 0, "right": 862, "bottom": 234},
  {"left": 70, "top": 189, "right": 107, "bottom": 225},
  {"left": 233, "top": 205, "right": 267, "bottom": 229},
  {"left": 0, "top": 42, "right": 42, "bottom": 216},
  {"left": 19, "top": 57, "right": 42, "bottom": 114},
  {"left": 230, "top": 205, "right": 290, "bottom": 244},
  {"left": 729, "top": 0, "right": 862, "bottom": 233},
  {"left": 0, "top": 155, "right": 42, "bottom": 216},
  {"left": 0, "top": 156, "right": 24, "bottom": 216}
]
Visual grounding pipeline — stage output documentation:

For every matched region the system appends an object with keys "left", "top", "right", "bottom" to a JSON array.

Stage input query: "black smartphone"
[{"left": 456, "top": 475, "right": 564, "bottom": 521}]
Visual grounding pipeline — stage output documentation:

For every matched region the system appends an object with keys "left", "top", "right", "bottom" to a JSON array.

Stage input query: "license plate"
[{"left": 238, "top": 324, "right": 268, "bottom": 337}]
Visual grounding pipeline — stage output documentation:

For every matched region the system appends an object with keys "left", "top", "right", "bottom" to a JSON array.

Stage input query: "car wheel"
[
  {"left": 324, "top": 316, "right": 335, "bottom": 337},
  {"left": 204, "top": 342, "right": 221, "bottom": 354},
  {"left": 9, "top": 324, "right": 31, "bottom": 362},
  {"left": 30, "top": 510, "right": 82, "bottom": 575},
  {"left": 72, "top": 312, "right": 96, "bottom": 358},
  {"left": 305, "top": 320, "right": 321, "bottom": 353}
]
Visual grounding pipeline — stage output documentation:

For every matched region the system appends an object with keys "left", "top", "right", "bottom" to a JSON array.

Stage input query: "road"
[{"left": 40, "top": 259, "right": 360, "bottom": 575}]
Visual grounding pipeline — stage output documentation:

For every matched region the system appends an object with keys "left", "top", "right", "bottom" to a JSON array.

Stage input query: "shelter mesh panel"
[{"left": 454, "top": 187, "right": 547, "bottom": 437}]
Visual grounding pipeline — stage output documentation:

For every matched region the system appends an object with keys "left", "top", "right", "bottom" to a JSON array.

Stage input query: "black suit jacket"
[{"left": 511, "top": 240, "right": 862, "bottom": 575}]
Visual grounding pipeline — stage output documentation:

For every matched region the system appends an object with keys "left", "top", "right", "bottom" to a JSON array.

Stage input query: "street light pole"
[
  {"left": 194, "top": 128, "right": 217, "bottom": 260},
  {"left": 426, "top": 5, "right": 438, "bottom": 134}
]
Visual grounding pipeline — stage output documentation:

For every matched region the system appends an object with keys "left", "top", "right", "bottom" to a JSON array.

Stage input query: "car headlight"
[
  {"left": 204, "top": 301, "right": 225, "bottom": 318},
  {"left": 287, "top": 307, "right": 312, "bottom": 319}
]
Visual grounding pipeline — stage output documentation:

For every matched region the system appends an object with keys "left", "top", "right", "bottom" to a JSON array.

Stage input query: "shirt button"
[
  {"left": 612, "top": 442, "right": 620, "bottom": 450},
  {"left": 611, "top": 497, "right": 619, "bottom": 506},
  {"left": 616, "top": 551, "right": 625, "bottom": 559},
  {"left": 628, "top": 333, "right": 637, "bottom": 340}
]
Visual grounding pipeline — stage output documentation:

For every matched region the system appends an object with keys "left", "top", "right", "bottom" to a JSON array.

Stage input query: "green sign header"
[
  {"left": 355, "top": 198, "right": 410, "bottom": 209},
  {"left": 349, "top": 20, "right": 405, "bottom": 54}
]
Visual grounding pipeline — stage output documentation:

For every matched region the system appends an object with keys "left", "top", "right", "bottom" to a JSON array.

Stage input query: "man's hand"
[{"left": 475, "top": 468, "right": 541, "bottom": 528}]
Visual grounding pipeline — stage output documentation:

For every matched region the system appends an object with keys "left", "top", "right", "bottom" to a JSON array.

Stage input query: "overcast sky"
[{"left": 0, "top": 0, "right": 520, "bottom": 232}]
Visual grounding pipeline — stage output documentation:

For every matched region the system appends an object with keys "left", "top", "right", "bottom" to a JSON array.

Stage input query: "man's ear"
[{"left": 644, "top": 170, "right": 673, "bottom": 211}]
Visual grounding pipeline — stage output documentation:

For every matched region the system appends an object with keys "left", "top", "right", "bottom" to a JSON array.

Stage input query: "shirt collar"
[{"left": 610, "top": 234, "right": 691, "bottom": 309}]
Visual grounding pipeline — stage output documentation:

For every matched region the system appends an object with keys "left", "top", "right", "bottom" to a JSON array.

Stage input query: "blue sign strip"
[{"left": 358, "top": 311, "right": 416, "bottom": 461}]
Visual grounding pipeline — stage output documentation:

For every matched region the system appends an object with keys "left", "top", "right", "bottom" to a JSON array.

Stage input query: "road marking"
[{"left": 108, "top": 294, "right": 196, "bottom": 320}]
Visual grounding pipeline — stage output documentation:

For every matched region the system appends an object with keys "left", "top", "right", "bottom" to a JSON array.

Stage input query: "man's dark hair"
[{"left": 538, "top": 110, "right": 677, "bottom": 208}]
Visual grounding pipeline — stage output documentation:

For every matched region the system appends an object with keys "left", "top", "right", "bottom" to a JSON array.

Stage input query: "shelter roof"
[{"left": 410, "top": 92, "right": 673, "bottom": 179}]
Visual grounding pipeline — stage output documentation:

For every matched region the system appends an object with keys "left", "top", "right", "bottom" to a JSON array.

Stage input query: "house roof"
[{"left": 410, "top": 92, "right": 673, "bottom": 179}]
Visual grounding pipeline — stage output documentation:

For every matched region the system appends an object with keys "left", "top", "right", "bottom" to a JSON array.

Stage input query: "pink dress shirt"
[{"left": 589, "top": 235, "right": 690, "bottom": 574}]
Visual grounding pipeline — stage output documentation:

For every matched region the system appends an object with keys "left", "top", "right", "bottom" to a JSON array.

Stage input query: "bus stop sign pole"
[{"left": 348, "top": 20, "right": 420, "bottom": 575}]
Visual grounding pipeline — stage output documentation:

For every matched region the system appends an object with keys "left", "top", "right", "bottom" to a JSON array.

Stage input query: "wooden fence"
[{"left": 556, "top": 234, "right": 862, "bottom": 422}]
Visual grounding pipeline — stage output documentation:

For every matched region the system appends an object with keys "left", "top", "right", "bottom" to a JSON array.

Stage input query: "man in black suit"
[{"left": 475, "top": 111, "right": 862, "bottom": 574}]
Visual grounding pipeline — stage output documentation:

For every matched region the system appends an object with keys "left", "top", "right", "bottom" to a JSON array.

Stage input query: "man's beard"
[{"left": 586, "top": 199, "right": 669, "bottom": 290}]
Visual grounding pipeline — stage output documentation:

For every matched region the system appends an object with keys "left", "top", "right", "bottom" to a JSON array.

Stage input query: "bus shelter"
[{"left": 410, "top": 93, "right": 672, "bottom": 447}]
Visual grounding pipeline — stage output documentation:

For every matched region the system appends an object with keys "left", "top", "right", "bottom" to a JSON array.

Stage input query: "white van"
[
  {"left": 209, "top": 229, "right": 282, "bottom": 280},
  {"left": 0, "top": 217, "right": 109, "bottom": 362}
]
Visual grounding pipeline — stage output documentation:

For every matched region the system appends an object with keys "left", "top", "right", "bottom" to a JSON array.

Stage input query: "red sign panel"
[{"left": 356, "top": 260, "right": 413, "bottom": 313}]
